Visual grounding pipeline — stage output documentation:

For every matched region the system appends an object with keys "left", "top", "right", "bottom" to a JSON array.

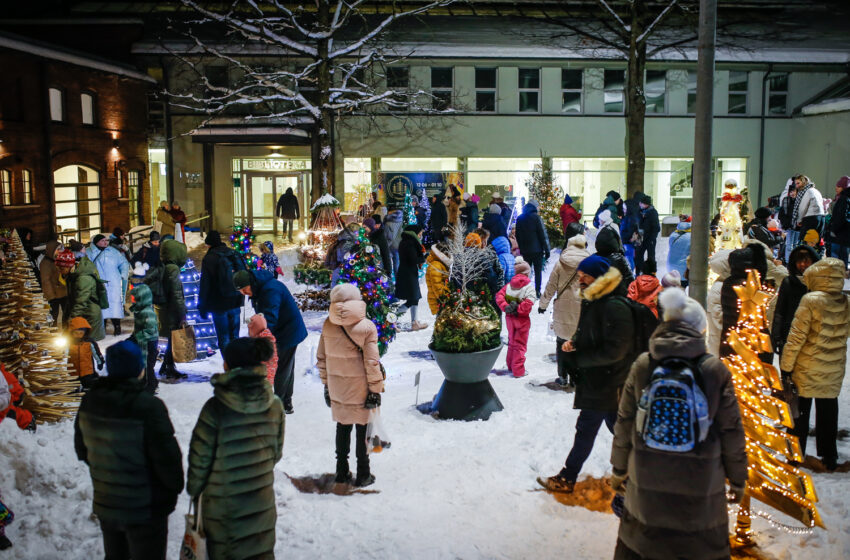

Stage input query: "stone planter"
[
  {"left": 420, "top": 343, "right": 504, "bottom": 421},
  {"left": 429, "top": 343, "right": 503, "bottom": 383}
]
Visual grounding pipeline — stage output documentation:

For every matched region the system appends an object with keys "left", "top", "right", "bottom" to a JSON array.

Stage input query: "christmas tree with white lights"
[
  {"left": 526, "top": 156, "right": 563, "bottom": 247},
  {"left": 181, "top": 258, "right": 217, "bottom": 359}
]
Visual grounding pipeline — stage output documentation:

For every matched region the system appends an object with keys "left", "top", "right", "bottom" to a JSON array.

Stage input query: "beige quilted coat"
[
  {"left": 539, "top": 235, "right": 589, "bottom": 340},
  {"left": 780, "top": 258, "right": 850, "bottom": 398},
  {"left": 317, "top": 284, "right": 384, "bottom": 425}
]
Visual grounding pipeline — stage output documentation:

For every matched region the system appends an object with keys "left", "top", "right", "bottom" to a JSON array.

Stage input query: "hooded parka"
[
  {"left": 425, "top": 244, "right": 451, "bottom": 315},
  {"left": 771, "top": 245, "right": 820, "bottom": 355},
  {"left": 780, "top": 258, "right": 850, "bottom": 398},
  {"left": 158, "top": 240, "right": 187, "bottom": 336},
  {"left": 40, "top": 239, "right": 67, "bottom": 301},
  {"left": 68, "top": 256, "right": 105, "bottom": 341},
  {"left": 187, "top": 365, "right": 285, "bottom": 560},
  {"left": 611, "top": 321, "right": 747, "bottom": 560},
  {"left": 317, "top": 285, "right": 384, "bottom": 425},
  {"left": 627, "top": 275, "right": 662, "bottom": 318},
  {"left": 539, "top": 235, "right": 590, "bottom": 339},
  {"left": 86, "top": 243, "right": 130, "bottom": 320}
]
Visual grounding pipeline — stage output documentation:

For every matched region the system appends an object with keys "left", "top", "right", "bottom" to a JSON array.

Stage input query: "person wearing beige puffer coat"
[
  {"left": 780, "top": 258, "right": 850, "bottom": 471},
  {"left": 317, "top": 283, "right": 384, "bottom": 487},
  {"left": 539, "top": 235, "right": 590, "bottom": 386},
  {"left": 706, "top": 249, "right": 732, "bottom": 357}
]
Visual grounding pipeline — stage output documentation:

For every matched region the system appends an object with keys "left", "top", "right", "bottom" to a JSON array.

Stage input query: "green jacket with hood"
[
  {"left": 131, "top": 284, "right": 159, "bottom": 360},
  {"left": 159, "top": 239, "right": 187, "bottom": 336},
  {"left": 68, "top": 256, "right": 105, "bottom": 341},
  {"left": 187, "top": 365, "right": 285, "bottom": 560}
]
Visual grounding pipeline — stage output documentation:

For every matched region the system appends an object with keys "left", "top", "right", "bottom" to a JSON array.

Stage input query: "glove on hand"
[
  {"left": 364, "top": 391, "right": 381, "bottom": 409},
  {"left": 324, "top": 385, "right": 331, "bottom": 408},
  {"left": 504, "top": 301, "right": 518, "bottom": 315},
  {"left": 727, "top": 484, "right": 746, "bottom": 504}
]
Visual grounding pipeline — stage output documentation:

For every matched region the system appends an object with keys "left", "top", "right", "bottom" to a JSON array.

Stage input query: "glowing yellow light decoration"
[{"left": 722, "top": 269, "right": 824, "bottom": 545}]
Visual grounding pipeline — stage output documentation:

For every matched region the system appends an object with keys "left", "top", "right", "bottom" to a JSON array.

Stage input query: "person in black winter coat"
[
  {"left": 396, "top": 225, "right": 428, "bottom": 330},
  {"left": 635, "top": 195, "right": 660, "bottom": 275},
  {"left": 828, "top": 176, "right": 850, "bottom": 266},
  {"left": 275, "top": 187, "right": 300, "bottom": 242},
  {"left": 594, "top": 221, "right": 634, "bottom": 297},
  {"left": 543, "top": 255, "right": 635, "bottom": 492},
  {"left": 620, "top": 192, "right": 643, "bottom": 269},
  {"left": 719, "top": 247, "right": 767, "bottom": 358},
  {"left": 514, "top": 202, "right": 550, "bottom": 296},
  {"left": 199, "top": 230, "right": 246, "bottom": 353},
  {"left": 747, "top": 207, "right": 782, "bottom": 250},
  {"left": 460, "top": 193, "right": 480, "bottom": 235},
  {"left": 483, "top": 204, "right": 508, "bottom": 241},
  {"left": 131, "top": 231, "right": 161, "bottom": 269},
  {"left": 429, "top": 193, "right": 448, "bottom": 242},
  {"left": 771, "top": 245, "right": 820, "bottom": 356},
  {"left": 364, "top": 217, "right": 392, "bottom": 274},
  {"left": 74, "top": 340, "right": 183, "bottom": 560}
]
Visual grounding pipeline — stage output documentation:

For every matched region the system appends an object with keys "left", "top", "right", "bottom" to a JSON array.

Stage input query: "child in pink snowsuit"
[
  {"left": 248, "top": 313, "right": 279, "bottom": 385},
  {"left": 496, "top": 257, "right": 536, "bottom": 378}
]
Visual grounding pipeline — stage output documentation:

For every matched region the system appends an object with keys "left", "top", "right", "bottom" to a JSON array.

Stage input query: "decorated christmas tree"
[
  {"left": 295, "top": 193, "right": 342, "bottom": 288},
  {"left": 181, "top": 258, "right": 217, "bottom": 359},
  {"left": 722, "top": 269, "right": 823, "bottom": 545},
  {"left": 717, "top": 181, "right": 744, "bottom": 251},
  {"left": 419, "top": 189, "right": 433, "bottom": 246},
  {"left": 0, "top": 230, "right": 79, "bottom": 424},
  {"left": 337, "top": 227, "right": 396, "bottom": 356},
  {"left": 230, "top": 223, "right": 259, "bottom": 269},
  {"left": 403, "top": 190, "right": 417, "bottom": 226},
  {"left": 526, "top": 156, "right": 564, "bottom": 247}
]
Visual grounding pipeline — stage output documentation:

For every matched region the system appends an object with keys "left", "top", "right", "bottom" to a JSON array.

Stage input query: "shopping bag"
[
  {"left": 180, "top": 498, "right": 206, "bottom": 560},
  {"left": 366, "top": 409, "right": 391, "bottom": 453},
  {"left": 172, "top": 325, "right": 197, "bottom": 363}
]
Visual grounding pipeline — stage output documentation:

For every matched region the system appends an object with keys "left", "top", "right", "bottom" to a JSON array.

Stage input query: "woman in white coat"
[{"left": 85, "top": 234, "right": 130, "bottom": 336}]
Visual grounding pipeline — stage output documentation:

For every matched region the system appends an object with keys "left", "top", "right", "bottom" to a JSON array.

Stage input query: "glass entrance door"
[{"left": 237, "top": 172, "right": 303, "bottom": 233}]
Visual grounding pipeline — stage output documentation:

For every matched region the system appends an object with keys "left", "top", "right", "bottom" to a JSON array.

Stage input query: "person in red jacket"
[
  {"left": 626, "top": 259, "right": 662, "bottom": 318},
  {"left": 495, "top": 257, "right": 536, "bottom": 378},
  {"left": 0, "top": 362, "right": 35, "bottom": 431},
  {"left": 248, "top": 313, "right": 279, "bottom": 385},
  {"left": 559, "top": 194, "right": 583, "bottom": 247}
]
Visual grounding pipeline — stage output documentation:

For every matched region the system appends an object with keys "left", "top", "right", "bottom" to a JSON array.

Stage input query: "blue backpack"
[{"left": 635, "top": 356, "right": 711, "bottom": 453}]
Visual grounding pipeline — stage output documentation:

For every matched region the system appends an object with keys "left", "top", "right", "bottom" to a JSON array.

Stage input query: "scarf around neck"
[{"left": 791, "top": 183, "right": 812, "bottom": 227}]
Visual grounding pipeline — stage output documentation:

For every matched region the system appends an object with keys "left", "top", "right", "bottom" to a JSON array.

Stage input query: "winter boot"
[
  {"left": 112, "top": 319, "right": 122, "bottom": 336},
  {"left": 411, "top": 320, "right": 429, "bottom": 331},
  {"left": 543, "top": 473, "right": 575, "bottom": 493},
  {"left": 284, "top": 400, "right": 294, "bottom": 415},
  {"left": 335, "top": 461, "right": 352, "bottom": 484},
  {"left": 0, "top": 534, "right": 11, "bottom": 550},
  {"left": 354, "top": 456, "right": 374, "bottom": 487}
]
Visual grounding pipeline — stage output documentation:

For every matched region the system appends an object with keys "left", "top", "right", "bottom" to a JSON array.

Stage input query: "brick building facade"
[{"left": 0, "top": 32, "right": 154, "bottom": 242}]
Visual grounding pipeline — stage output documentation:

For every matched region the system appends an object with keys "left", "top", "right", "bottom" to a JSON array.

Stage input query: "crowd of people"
[{"left": 2, "top": 172, "right": 850, "bottom": 558}]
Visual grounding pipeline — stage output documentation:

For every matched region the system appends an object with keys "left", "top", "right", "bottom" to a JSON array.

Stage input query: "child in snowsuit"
[
  {"left": 130, "top": 284, "right": 160, "bottom": 393},
  {"left": 496, "top": 257, "right": 536, "bottom": 378},
  {"left": 67, "top": 316, "right": 103, "bottom": 390},
  {"left": 260, "top": 241, "right": 282, "bottom": 278},
  {"left": 0, "top": 362, "right": 35, "bottom": 431},
  {"left": 248, "top": 313, "right": 279, "bottom": 385}
]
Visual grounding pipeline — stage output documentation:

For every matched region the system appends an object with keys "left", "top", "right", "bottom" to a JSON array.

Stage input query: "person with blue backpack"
[
  {"left": 609, "top": 288, "right": 747, "bottom": 560},
  {"left": 491, "top": 235, "right": 515, "bottom": 284}
]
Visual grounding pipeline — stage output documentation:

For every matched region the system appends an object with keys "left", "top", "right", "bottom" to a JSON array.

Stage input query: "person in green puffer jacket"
[
  {"left": 74, "top": 340, "right": 184, "bottom": 560},
  {"left": 157, "top": 239, "right": 188, "bottom": 378},
  {"left": 187, "top": 337, "right": 285, "bottom": 560},
  {"left": 67, "top": 256, "right": 106, "bottom": 341},
  {"left": 130, "top": 284, "right": 160, "bottom": 394}
]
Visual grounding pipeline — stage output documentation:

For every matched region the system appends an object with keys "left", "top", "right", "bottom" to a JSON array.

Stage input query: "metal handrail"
[{"left": 184, "top": 210, "right": 211, "bottom": 235}]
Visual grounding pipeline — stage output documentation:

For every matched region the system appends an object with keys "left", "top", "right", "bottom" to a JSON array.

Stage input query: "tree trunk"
[
  {"left": 313, "top": 0, "right": 335, "bottom": 199},
  {"left": 625, "top": 4, "right": 647, "bottom": 199}
]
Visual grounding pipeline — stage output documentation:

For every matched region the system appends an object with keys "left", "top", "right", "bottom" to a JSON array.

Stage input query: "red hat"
[{"left": 55, "top": 249, "right": 76, "bottom": 268}]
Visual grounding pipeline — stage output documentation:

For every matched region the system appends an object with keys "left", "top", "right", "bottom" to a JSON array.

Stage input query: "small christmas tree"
[
  {"left": 181, "top": 258, "right": 217, "bottom": 359},
  {"left": 403, "top": 190, "right": 417, "bottom": 226},
  {"left": 0, "top": 230, "right": 79, "bottom": 424},
  {"left": 230, "top": 223, "right": 259, "bottom": 269},
  {"left": 337, "top": 227, "right": 397, "bottom": 356},
  {"left": 526, "top": 156, "right": 564, "bottom": 247},
  {"left": 722, "top": 269, "right": 823, "bottom": 545}
]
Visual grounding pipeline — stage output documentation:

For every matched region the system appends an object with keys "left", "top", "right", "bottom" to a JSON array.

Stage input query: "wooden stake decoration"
[
  {"left": 723, "top": 269, "right": 823, "bottom": 544},
  {"left": 0, "top": 230, "right": 79, "bottom": 423}
]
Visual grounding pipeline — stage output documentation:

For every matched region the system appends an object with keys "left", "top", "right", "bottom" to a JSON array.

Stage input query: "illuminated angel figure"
[{"left": 717, "top": 178, "right": 744, "bottom": 251}]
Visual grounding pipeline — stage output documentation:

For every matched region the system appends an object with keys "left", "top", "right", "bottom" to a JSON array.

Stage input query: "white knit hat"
[{"left": 659, "top": 288, "right": 707, "bottom": 333}]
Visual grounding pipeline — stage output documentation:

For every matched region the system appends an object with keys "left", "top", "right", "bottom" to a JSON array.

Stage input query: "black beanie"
[
  {"left": 223, "top": 337, "right": 274, "bottom": 368},
  {"left": 149, "top": 231, "right": 161, "bottom": 241},
  {"left": 205, "top": 230, "right": 223, "bottom": 247},
  {"left": 754, "top": 207, "right": 771, "bottom": 220}
]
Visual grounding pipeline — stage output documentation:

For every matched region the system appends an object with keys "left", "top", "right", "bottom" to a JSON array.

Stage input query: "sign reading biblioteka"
[{"left": 243, "top": 158, "right": 309, "bottom": 171}]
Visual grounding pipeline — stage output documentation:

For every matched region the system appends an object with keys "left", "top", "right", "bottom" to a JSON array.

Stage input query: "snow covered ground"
[{"left": 2, "top": 235, "right": 850, "bottom": 559}]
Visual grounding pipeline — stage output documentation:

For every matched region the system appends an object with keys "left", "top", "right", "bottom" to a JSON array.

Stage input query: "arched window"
[{"left": 54, "top": 164, "right": 100, "bottom": 242}]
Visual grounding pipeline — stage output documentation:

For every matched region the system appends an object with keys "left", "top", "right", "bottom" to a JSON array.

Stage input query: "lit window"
[
  {"left": 518, "top": 68, "right": 539, "bottom": 113},
  {"left": 604, "top": 70, "right": 625, "bottom": 113},
  {"left": 475, "top": 68, "right": 497, "bottom": 112},
  {"left": 728, "top": 71, "right": 748, "bottom": 114},
  {"left": 645, "top": 70, "right": 667, "bottom": 114},
  {"left": 81, "top": 93, "right": 95, "bottom": 125},
  {"left": 22, "top": 170, "right": 32, "bottom": 204},
  {"left": 0, "top": 170, "right": 11, "bottom": 205},
  {"left": 767, "top": 72, "right": 788, "bottom": 115},
  {"left": 386, "top": 66, "right": 409, "bottom": 89},
  {"left": 431, "top": 67, "right": 453, "bottom": 110},
  {"left": 49, "top": 87, "right": 64, "bottom": 121},
  {"left": 561, "top": 69, "right": 583, "bottom": 113}
]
